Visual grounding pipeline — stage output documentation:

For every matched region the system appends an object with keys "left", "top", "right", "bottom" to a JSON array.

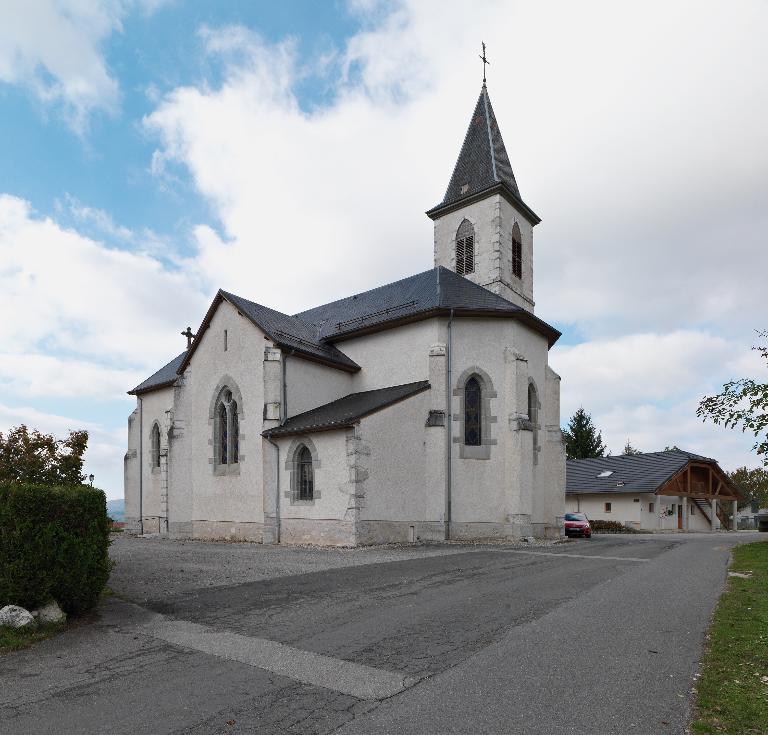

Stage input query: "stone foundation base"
[
  {"left": 124, "top": 516, "right": 166, "bottom": 535},
  {"left": 280, "top": 518, "right": 356, "bottom": 546},
  {"left": 356, "top": 521, "right": 446, "bottom": 545},
  {"left": 531, "top": 523, "right": 563, "bottom": 539},
  {"left": 168, "top": 520, "right": 264, "bottom": 542},
  {"left": 449, "top": 521, "right": 530, "bottom": 541}
]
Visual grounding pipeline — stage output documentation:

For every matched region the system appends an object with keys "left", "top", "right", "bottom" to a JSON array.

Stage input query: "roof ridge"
[{"left": 481, "top": 85, "right": 498, "bottom": 182}]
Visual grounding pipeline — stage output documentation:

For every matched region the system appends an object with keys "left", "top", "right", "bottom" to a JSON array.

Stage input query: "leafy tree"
[
  {"left": 663, "top": 445, "right": 682, "bottom": 452},
  {"left": 698, "top": 331, "right": 768, "bottom": 466},
  {"left": 563, "top": 408, "right": 607, "bottom": 459},
  {"left": 0, "top": 425, "right": 88, "bottom": 486},
  {"left": 622, "top": 439, "right": 642, "bottom": 455},
  {"left": 728, "top": 466, "right": 768, "bottom": 510}
]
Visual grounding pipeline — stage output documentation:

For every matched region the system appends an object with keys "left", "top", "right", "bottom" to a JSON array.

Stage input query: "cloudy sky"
[{"left": 1, "top": 0, "right": 766, "bottom": 499}]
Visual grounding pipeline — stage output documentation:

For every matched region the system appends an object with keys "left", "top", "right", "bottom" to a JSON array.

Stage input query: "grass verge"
[
  {"left": 691, "top": 540, "right": 768, "bottom": 734},
  {"left": 0, "top": 622, "right": 66, "bottom": 655}
]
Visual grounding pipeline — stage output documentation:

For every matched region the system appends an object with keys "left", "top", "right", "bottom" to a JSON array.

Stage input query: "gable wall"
[
  {"left": 339, "top": 319, "right": 439, "bottom": 392},
  {"left": 169, "top": 299, "right": 267, "bottom": 540},
  {"left": 284, "top": 356, "right": 352, "bottom": 418}
]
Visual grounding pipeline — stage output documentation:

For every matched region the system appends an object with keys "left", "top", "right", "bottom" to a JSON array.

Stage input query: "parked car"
[{"left": 564, "top": 512, "right": 592, "bottom": 539}]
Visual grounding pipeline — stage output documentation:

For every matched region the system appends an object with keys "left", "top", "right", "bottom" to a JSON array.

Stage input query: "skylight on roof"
[{"left": 597, "top": 470, "right": 614, "bottom": 478}]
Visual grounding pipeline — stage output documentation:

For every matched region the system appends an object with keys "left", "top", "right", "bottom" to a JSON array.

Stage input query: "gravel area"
[{"left": 109, "top": 533, "right": 559, "bottom": 603}]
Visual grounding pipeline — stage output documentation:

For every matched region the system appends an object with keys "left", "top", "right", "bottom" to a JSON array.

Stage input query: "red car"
[{"left": 564, "top": 512, "right": 592, "bottom": 539}]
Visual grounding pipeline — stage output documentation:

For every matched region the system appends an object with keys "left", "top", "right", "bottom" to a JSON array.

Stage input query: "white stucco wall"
[
  {"left": 273, "top": 429, "right": 356, "bottom": 545},
  {"left": 358, "top": 389, "right": 429, "bottom": 525},
  {"left": 339, "top": 319, "right": 437, "bottom": 392},
  {"left": 169, "top": 300, "right": 267, "bottom": 539},
  {"left": 433, "top": 194, "right": 535, "bottom": 311},
  {"left": 566, "top": 493, "right": 715, "bottom": 531},
  {"left": 284, "top": 355, "right": 351, "bottom": 418},
  {"left": 124, "top": 386, "right": 173, "bottom": 533}
]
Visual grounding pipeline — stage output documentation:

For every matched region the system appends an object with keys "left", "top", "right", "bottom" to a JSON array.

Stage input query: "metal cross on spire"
[{"left": 479, "top": 41, "right": 489, "bottom": 84}]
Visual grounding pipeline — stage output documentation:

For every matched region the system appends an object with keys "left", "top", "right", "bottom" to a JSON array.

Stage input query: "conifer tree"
[
  {"left": 622, "top": 439, "right": 642, "bottom": 455},
  {"left": 563, "top": 408, "right": 607, "bottom": 459}
]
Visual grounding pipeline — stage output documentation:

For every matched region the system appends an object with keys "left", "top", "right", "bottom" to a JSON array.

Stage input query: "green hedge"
[
  {"left": 0, "top": 483, "right": 112, "bottom": 616},
  {"left": 589, "top": 519, "right": 641, "bottom": 534}
]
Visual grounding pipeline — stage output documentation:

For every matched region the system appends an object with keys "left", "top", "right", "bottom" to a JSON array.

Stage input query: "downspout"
[
  {"left": 265, "top": 437, "right": 280, "bottom": 544},
  {"left": 138, "top": 396, "right": 144, "bottom": 536},
  {"left": 265, "top": 347, "right": 294, "bottom": 545},
  {"left": 445, "top": 309, "right": 454, "bottom": 540}
]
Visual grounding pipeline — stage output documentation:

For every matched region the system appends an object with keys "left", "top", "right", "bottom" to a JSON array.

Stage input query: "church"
[{"left": 124, "top": 81, "right": 566, "bottom": 546}]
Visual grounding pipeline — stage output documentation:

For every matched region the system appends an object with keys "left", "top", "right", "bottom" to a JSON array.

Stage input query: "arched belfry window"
[
  {"left": 512, "top": 222, "right": 523, "bottom": 279},
  {"left": 150, "top": 423, "right": 161, "bottom": 469},
  {"left": 456, "top": 219, "right": 475, "bottom": 276},
  {"left": 297, "top": 445, "right": 314, "bottom": 500},
  {"left": 215, "top": 387, "right": 240, "bottom": 467},
  {"left": 464, "top": 376, "right": 482, "bottom": 446}
]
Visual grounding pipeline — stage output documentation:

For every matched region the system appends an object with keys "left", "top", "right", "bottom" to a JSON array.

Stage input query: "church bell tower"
[{"left": 426, "top": 82, "right": 540, "bottom": 312}]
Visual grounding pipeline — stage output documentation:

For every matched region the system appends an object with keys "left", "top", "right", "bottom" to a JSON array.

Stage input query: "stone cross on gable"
[{"left": 181, "top": 327, "right": 195, "bottom": 349}]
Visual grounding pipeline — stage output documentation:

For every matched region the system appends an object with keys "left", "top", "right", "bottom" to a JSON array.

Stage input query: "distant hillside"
[{"left": 107, "top": 498, "right": 125, "bottom": 522}]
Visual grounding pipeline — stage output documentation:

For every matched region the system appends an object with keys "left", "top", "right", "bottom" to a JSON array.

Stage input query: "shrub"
[
  {"left": 589, "top": 519, "right": 641, "bottom": 534},
  {"left": 0, "top": 483, "right": 111, "bottom": 616}
]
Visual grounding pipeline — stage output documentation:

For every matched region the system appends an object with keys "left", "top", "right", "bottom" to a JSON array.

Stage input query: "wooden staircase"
[{"left": 692, "top": 497, "right": 730, "bottom": 529}]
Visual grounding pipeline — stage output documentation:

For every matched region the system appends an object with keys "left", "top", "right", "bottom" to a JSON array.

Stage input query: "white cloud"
[
  {"left": 143, "top": 1, "right": 768, "bottom": 474},
  {"left": 0, "top": 194, "right": 207, "bottom": 391},
  {"left": 0, "top": 0, "right": 170, "bottom": 131},
  {"left": 143, "top": 0, "right": 768, "bottom": 331},
  {"left": 555, "top": 331, "right": 768, "bottom": 470}
]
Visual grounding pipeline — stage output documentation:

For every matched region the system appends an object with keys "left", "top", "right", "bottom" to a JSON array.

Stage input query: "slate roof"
[
  {"left": 220, "top": 291, "right": 360, "bottom": 371},
  {"left": 296, "top": 266, "right": 561, "bottom": 346},
  {"left": 132, "top": 266, "right": 562, "bottom": 395},
  {"left": 263, "top": 381, "right": 430, "bottom": 438},
  {"left": 427, "top": 84, "right": 539, "bottom": 223},
  {"left": 129, "top": 351, "right": 186, "bottom": 395},
  {"left": 566, "top": 450, "right": 717, "bottom": 495}
]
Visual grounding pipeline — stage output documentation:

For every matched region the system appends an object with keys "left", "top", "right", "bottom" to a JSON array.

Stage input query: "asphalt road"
[{"left": 0, "top": 532, "right": 761, "bottom": 734}]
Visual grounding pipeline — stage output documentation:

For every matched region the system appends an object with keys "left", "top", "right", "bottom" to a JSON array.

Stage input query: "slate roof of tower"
[
  {"left": 129, "top": 351, "right": 186, "bottom": 395},
  {"left": 566, "top": 450, "right": 719, "bottom": 495},
  {"left": 427, "top": 84, "right": 538, "bottom": 221},
  {"left": 295, "top": 266, "right": 561, "bottom": 345},
  {"left": 263, "top": 381, "right": 430, "bottom": 438}
]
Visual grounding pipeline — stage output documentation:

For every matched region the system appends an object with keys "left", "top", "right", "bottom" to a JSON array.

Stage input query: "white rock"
[
  {"left": 0, "top": 605, "right": 35, "bottom": 629},
  {"left": 32, "top": 600, "right": 66, "bottom": 624}
]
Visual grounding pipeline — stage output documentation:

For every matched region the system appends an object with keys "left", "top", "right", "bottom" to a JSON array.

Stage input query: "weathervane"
[{"left": 479, "top": 41, "right": 489, "bottom": 84}]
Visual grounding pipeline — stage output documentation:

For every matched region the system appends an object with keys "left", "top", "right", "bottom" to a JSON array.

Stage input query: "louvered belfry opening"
[
  {"left": 512, "top": 222, "right": 523, "bottom": 279},
  {"left": 455, "top": 219, "right": 475, "bottom": 276}
]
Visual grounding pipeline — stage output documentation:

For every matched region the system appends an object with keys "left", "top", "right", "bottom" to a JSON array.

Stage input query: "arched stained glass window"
[
  {"left": 456, "top": 219, "right": 475, "bottom": 276},
  {"left": 512, "top": 222, "right": 523, "bottom": 279},
  {"left": 218, "top": 401, "right": 228, "bottom": 465},
  {"left": 297, "top": 445, "right": 314, "bottom": 500},
  {"left": 150, "top": 423, "right": 161, "bottom": 468},
  {"left": 464, "top": 376, "right": 482, "bottom": 446},
  {"left": 231, "top": 400, "right": 239, "bottom": 464},
  {"left": 215, "top": 387, "right": 239, "bottom": 467}
]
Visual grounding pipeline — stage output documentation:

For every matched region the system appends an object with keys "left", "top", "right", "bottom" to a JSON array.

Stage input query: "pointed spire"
[{"left": 428, "top": 84, "right": 538, "bottom": 223}]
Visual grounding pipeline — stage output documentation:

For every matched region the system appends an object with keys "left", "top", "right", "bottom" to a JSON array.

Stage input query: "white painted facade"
[
  {"left": 124, "top": 86, "right": 567, "bottom": 545},
  {"left": 566, "top": 493, "right": 716, "bottom": 532}
]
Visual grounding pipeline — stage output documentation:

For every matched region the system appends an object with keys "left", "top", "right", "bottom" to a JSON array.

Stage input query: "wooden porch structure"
[{"left": 657, "top": 460, "right": 741, "bottom": 530}]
